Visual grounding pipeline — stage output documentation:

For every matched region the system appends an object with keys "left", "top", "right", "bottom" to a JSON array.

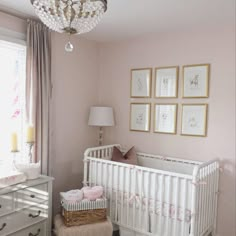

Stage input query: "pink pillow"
[
  {"left": 111, "top": 146, "right": 138, "bottom": 165},
  {"left": 82, "top": 186, "right": 103, "bottom": 201}
]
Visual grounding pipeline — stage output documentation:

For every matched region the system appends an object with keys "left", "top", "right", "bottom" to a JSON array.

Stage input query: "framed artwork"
[
  {"left": 155, "top": 66, "right": 179, "bottom": 98},
  {"left": 154, "top": 104, "right": 177, "bottom": 134},
  {"left": 181, "top": 104, "right": 208, "bottom": 137},
  {"left": 130, "top": 68, "right": 152, "bottom": 98},
  {"left": 130, "top": 103, "right": 151, "bottom": 132},
  {"left": 183, "top": 64, "right": 210, "bottom": 98}
]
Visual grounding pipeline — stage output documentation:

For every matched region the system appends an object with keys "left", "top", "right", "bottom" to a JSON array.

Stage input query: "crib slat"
[
  {"left": 132, "top": 168, "right": 137, "bottom": 228},
  {"left": 105, "top": 162, "right": 108, "bottom": 198},
  {"left": 121, "top": 166, "right": 125, "bottom": 225},
  {"left": 89, "top": 160, "right": 92, "bottom": 186},
  {"left": 181, "top": 179, "right": 187, "bottom": 236},
  {"left": 202, "top": 167, "right": 207, "bottom": 233},
  {"left": 208, "top": 165, "right": 212, "bottom": 228},
  {"left": 195, "top": 173, "right": 200, "bottom": 236},
  {"left": 213, "top": 162, "right": 219, "bottom": 235},
  {"left": 94, "top": 161, "right": 97, "bottom": 186},
  {"left": 153, "top": 173, "right": 158, "bottom": 235},
  {"left": 83, "top": 159, "right": 88, "bottom": 186},
  {"left": 210, "top": 165, "right": 215, "bottom": 228},
  {"left": 173, "top": 177, "right": 179, "bottom": 236},
  {"left": 109, "top": 148, "right": 112, "bottom": 157},
  {"left": 212, "top": 164, "right": 216, "bottom": 233},
  {"left": 159, "top": 175, "right": 164, "bottom": 235},
  {"left": 166, "top": 176, "right": 171, "bottom": 236},
  {"left": 115, "top": 165, "right": 119, "bottom": 223},
  {"left": 110, "top": 164, "right": 114, "bottom": 220},
  {"left": 100, "top": 162, "right": 103, "bottom": 185},
  {"left": 127, "top": 167, "right": 131, "bottom": 226},
  {"left": 206, "top": 165, "right": 211, "bottom": 231},
  {"left": 211, "top": 164, "right": 216, "bottom": 230},
  {"left": 139, "top": 170, "right": 143, "bottom": 231},
  {"left": 201, "top": 168, "right": 205, "bottom": 233},
  {"left": 146, "top": 172, "right": 150, "bottom": 233},
  {"left": 199, "top": 168, "right": 204, "bottom": 235},
  {"left": 105, "top": 148, "right": 108, "bottom": 158}
]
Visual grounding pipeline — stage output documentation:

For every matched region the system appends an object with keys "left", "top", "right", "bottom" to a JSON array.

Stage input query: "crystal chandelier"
[{"left": 31, "top": 0, "right": 107, "bottom": 52}]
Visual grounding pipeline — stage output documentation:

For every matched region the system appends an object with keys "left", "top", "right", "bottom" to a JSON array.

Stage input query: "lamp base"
[{"left": 98, "top": 127, "right": 103, "bottom": 146}]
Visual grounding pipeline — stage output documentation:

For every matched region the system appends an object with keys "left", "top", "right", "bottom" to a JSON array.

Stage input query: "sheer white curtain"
[
  {"left": 0, "top": 40, "right": 26, "bottom": 161},
  {"left": 26, "top": 20, "right": 52, "bottom": 175}
]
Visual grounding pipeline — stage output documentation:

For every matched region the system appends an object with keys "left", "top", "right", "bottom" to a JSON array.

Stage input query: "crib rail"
[
  {"left": 83, "top": 145, "right": 219, "bottom": 236},
  {"left": 84, "top": 144, "right": 201, "bottom": 166},
  {"left": 125, "top": 150, "right": 202, "bottom": 166},
  {"left": 83, "top": 157, "right": 193, "bottom": 236},
  {"left": 190, "top": 160, "right": 219, "bottom": 236},
  {"left": 84, "top": 144, "right": 121, "bottom": 158}
]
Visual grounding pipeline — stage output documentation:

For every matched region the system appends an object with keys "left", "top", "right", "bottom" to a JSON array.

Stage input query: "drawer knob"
[
  {"left": 0, "top": 223, "right": 6, "bottom": 231},
  {"left": 29, "top": 210, "right": 41, "bottom": 218},
  {"left": 30, "top": 194, "right": 36, "bottom": 198},
  {"left": 29, "top": 229, "right": 40, "bottom": 236}
]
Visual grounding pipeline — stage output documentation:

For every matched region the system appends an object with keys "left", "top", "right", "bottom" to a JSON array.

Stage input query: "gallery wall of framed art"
[{"left": 129, "top": 64, "right": 210, "bottom": 137}]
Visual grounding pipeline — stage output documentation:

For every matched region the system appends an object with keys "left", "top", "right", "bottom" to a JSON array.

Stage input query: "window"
[{"left": 0, "top": 40, "right": 26, "bottom": 161}]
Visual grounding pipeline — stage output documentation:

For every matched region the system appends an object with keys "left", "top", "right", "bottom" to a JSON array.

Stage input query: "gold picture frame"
[
  {"left": 130, "top": 103, "right": 151, "bottom": 132},
  {"left": 182, "top": 64, "right": 210, "bottom": 98},
  {"left": 153, "top": 103, "right": 178, "bottom": 134},
  {"left": 181, "top": 104, "right": 208, "bottom": 137},
  {"left": 154, "top": 66, "right": 179, "bottom": 98},
  {"left": 130, "top": 68, "right": 152, "bottom": 98}
]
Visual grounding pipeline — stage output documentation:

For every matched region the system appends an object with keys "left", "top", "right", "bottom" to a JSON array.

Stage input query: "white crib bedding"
[
  {"left": 108, "top": 191, "right": 191, "bottom": 222},
  {"left": 113, "top": 202, "right": 190, "bottom": 236},
  {"left": 137, "top": 155, "right": 195, "bottom": 175},
  {"left": 89, "top": 160, "right": 193, "bottom": 212}
]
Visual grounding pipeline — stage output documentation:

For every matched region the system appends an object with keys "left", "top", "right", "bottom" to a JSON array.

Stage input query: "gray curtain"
[{"left": 26, "top": 20, "right": 52, "bottom": 175}]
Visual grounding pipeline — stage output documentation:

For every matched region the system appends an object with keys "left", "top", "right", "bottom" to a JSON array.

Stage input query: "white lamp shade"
[{"left": 88, "top": 106, "right": 115, "bottom": 127}]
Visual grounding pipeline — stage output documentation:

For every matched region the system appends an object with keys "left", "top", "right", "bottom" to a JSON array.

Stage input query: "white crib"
[{"left": 83, "top": 144, "right": 219, "bottom": 236}]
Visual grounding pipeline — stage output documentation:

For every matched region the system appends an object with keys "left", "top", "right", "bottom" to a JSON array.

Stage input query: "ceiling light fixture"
[{"left": 31, "top": 0, "right": 107, "bottom": 52}]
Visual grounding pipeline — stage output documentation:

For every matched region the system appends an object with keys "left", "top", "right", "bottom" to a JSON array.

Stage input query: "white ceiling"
[{"left": 0, "top": 0, "right": 235, "bottom": 42}]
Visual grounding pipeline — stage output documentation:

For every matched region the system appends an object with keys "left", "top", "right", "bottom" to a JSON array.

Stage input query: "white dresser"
[{"left": 0, "top": 176, "right": 53, "bottom": 236}]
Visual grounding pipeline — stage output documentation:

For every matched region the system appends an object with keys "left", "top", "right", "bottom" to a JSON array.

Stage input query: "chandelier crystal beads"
[{"left": 31, "top": 0, "right": 107, "bottom": 52}]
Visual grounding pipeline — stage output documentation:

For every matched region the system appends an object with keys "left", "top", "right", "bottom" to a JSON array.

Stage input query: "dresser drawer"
[
  {"left": 0, "top": 192, "right": 14, "bottom": 216},
  {"left": 0, "top": 202, "right": 48, "bottom": 235},
  {"left": 15, "top": 184, "right": 48, "bottom": 209},
  {"left": 8, "top": 221, "right": 47, "bottom": 236}
]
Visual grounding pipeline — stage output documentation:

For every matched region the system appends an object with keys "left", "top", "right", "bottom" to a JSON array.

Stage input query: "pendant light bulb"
[{"left": 65, "top": 41, "right": 74, "bottom": 52}]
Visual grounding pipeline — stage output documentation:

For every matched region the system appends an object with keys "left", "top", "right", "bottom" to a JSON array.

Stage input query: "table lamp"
[{"left": 88, "top": 106, "right": 115, "bottom": 146}]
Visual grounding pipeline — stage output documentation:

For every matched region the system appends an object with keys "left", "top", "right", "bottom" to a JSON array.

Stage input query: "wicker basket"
[
  {"left": 60, "top": 195, "right": 108, "bottom": 227},
  {"left": 62, "top": 208, "right": 107, "bottom": 227}
]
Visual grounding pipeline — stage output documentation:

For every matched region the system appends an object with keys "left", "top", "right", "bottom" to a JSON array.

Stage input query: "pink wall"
[
  {"left": 98, "top": 28, "right": 236, "bottom": 236},
  {"left": 0, "top": 11, "right": 26, "bottom": 33},
  {"left": 50, "top": 33, "right": 99, "bottom": 213}
]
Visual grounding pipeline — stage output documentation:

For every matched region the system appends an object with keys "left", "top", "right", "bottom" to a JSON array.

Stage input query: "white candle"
[
  {"left": 11, "top": 132, "right": 18, "bottom": 152},
  {"left": 26, "top": 126, "right": 35, "bottom": 143}
]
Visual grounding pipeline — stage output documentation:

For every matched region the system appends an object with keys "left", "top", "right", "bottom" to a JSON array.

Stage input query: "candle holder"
[
  {"left": 11, "top": 150, "right": 19, "bottom": 170},
  {"left": 26, "top": 142, "right": 35, "bottom": 163}
]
